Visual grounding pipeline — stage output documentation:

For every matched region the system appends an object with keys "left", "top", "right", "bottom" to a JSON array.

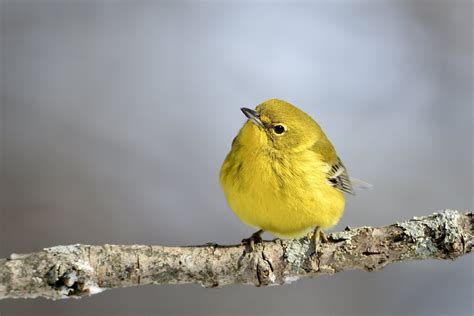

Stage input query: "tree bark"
[{"left": 1, "top": 209, "right": 472, "bottom": 300}]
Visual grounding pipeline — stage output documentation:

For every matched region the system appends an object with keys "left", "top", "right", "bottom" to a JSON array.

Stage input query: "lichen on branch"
[{"left": 0, "top": 209, "right": 472, "bottom": 300}]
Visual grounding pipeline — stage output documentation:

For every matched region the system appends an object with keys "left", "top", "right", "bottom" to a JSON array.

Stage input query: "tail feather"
[{"left": 350, "top": 177, "right": 373, "bottom": 190}]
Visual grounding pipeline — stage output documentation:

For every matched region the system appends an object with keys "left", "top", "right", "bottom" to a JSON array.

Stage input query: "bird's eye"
[{"left": 273, "top": 124, "right": 285, "bottom": 135}]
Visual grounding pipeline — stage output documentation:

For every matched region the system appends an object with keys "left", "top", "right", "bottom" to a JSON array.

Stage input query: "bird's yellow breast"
[{"left": 220, "top": 134, "right": 345, "bottom": 238}]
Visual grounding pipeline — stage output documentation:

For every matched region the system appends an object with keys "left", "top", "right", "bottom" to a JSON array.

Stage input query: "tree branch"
[{"left": 1, "top": 209, "right": 472, "bottom": 300}]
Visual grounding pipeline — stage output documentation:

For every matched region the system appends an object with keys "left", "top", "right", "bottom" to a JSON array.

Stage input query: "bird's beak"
[{"left": 241, "top": 108, "right": 265, "bottom": 128}]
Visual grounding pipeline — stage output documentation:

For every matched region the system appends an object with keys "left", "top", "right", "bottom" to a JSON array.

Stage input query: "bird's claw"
[
  {"left": 312, "top": 227, "right": 327, "bottom": 254},
  {"left": 241, "top": 229, "right": 264, "bottom": 251}
]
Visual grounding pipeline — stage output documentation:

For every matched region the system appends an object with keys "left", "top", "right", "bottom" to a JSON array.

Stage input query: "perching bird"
[{"left": 220, "top": 99, "right": 368, "bottom": 251}]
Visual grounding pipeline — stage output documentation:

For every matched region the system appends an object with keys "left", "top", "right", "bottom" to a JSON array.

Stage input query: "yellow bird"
[{"left": 220, "top": 99, "right": 364, "bottom": 250}]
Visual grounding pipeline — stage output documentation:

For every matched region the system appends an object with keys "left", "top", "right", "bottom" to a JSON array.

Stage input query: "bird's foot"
[
  {"left": 241, "top": 229, "right": 264, "bottom": 251},
  {"left": 311, "top": 227, "right": 327, "bottom": 254}
]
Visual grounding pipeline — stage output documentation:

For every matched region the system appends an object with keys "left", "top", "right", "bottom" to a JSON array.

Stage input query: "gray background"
[{"left": 0, "top": 0, "right": 472, "bottom": 315}]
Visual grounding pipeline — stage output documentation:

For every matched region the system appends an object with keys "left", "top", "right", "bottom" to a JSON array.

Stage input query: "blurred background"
[{"left": 0, "top": 0, "right": 472, "bottom": 315}]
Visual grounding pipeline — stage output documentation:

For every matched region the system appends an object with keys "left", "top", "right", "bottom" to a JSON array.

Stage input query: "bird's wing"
[
  {"left": 310, "top": 138, "right": 355, "bottom": 195},
  {"left": 327, "top": 157, "right": 355, "bottom": 195}
]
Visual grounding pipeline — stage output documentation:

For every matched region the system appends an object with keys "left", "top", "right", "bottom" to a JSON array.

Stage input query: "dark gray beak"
[{"left": 241, "top": 108, "right": 264, "bottom": 128}]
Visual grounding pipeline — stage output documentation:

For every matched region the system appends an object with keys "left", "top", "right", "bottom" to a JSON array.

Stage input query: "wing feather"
[
  {"left": 327, "top": 157, "right": 355, "bottom": 195},
  {"left": 310, "top": 138, "right": 355, "bottom": 195}
]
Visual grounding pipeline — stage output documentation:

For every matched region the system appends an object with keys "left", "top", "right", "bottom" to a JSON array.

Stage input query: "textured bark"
[{"left": 1, "top": 209, "right": 472, "bottom": 300}]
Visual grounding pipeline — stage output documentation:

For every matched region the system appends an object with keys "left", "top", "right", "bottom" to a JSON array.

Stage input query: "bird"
[{"left": 219, "top": 99, "right": 368, "bottom": 251}]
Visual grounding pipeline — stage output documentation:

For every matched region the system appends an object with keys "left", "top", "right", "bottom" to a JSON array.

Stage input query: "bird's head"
[{"left": 238, "top": 99, "right": 324, "bottom": 152}]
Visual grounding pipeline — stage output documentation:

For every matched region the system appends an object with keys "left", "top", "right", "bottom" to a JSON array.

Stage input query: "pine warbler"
[{"left": 220, "top": 99, "right": 366, "bottom": 250}]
